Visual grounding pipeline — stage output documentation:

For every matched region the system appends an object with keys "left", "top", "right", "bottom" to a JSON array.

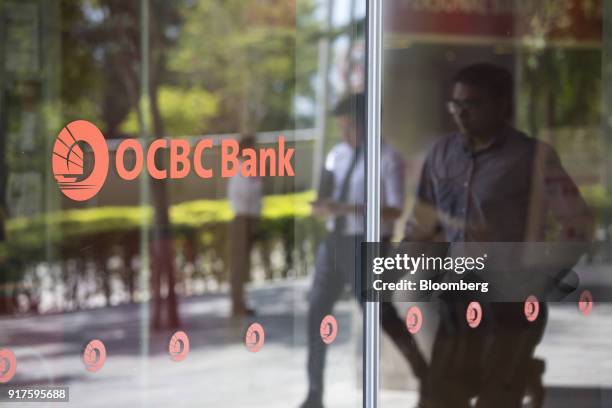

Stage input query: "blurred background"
[{"left": 0, "top": 0, "right": 611, "bottom": 407}]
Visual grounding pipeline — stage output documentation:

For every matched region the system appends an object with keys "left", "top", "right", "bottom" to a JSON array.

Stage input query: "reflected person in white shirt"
[
  {"left": 301, "top": 94, "right": 427, "bottom": 408},
  {"left": 228, "top": 134, "right": 262, "bottom": 317}
]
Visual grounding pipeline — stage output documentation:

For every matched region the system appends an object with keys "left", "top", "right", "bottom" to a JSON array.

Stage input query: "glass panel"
[
  {"left": 378, "top": 1, "right": 611, "bottom": 407},
  {"left": 0, "top": 0, "right": 366, "bottom": 406}
]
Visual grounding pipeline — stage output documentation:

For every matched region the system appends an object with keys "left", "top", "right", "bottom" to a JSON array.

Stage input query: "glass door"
[
  {"left": 0, "top": 0, "right": 370, "bottom": 406},
  {"left": 376, "top": 1, "right": 612, "bottom": 407}
]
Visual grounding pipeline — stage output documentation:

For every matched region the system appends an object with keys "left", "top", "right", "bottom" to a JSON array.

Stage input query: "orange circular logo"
[
  {"left": 405, "top": 306, "right": 423, "bottom": 334},
  {"left": 466, "top": 301, "right": 482, "bottom": 328},
  {"left": 52, "top": 120, "right": 109, "bottom": 201},
  {"left": 524, "top": 295, "right": 540, "bottom": 322},
  {"left": 83, "top": 339, "right": 106, "bottom": 373},
  {"left": 245, "top": 323, "right": 265, "bottom": 352},
  {"left": 0, "top": 348, "right": 17, "bottom": 383},
  {"left": 320, "top": 315, "right": 338, "bottom": 344},
  {"left": 169, "top": 331, "right": 190, "bottom": 362},
  {"left": 579, "top": 290, "right": 593, "bottom": 316}
]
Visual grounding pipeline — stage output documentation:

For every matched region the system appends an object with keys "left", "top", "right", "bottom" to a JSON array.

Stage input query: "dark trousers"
[
  {"left": 229, "top": 215, "right": 258, "bottom": 314},
  {"left": 419, "top": 301, "right": 547, "bottom": 408},
  {"left": 306, "top": 234, "right": 427, "bottom": 399}
]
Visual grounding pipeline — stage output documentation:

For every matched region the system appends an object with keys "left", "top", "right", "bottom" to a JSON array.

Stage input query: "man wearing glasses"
[{"left": 404, "top": 63, "right": 593, "bottom": 407}]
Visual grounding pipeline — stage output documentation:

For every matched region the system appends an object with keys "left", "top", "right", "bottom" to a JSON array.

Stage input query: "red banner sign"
[{"left": 385, "top": 0, "right": 601, "bottom": 43}]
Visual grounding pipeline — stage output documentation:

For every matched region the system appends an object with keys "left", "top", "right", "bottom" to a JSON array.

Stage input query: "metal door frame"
[{"left": 364, "top": 0, "right": 382, "bottom": 407}]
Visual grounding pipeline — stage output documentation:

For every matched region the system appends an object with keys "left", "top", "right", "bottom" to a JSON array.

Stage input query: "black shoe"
[{"left": 299, "top": 395, "right": 324, "bottom": 408}]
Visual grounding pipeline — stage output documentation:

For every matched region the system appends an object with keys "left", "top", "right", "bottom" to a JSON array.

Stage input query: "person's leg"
[
  {"left": 230, "top": 216, "right": 249, "bottom": 315},
  {"left": 376, "top": 241, "right": 450, "bottom": 384},
  {"left": 418, "top": 303, "right": 481, "bottom": 408},
  {"left": 380, "top": 303, "right": 429, "bottom": 380},
  {"left": 475, "top": 303, "right": 548, "bottom": 408},
  {"left": 302, "top": 237, "right": 346, "bottom": 407},
  {"left": 241, "top": 216, "right": 258, "bottom": 313}
]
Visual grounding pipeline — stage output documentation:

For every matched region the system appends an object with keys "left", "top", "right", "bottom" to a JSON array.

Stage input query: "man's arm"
[
  {"left": 381, "top": 148, "right": 405, "bottom": 222},
  {"left": 403, "top": 154, "right": 443, "bottom": 242},
  {"left": 313, "top": 146, "right": 405, "bottom": 220},
  {"left": 316, "top": 168, "right": 335, "bottom": 202},
  {"left": 530, "top": 143, "right": 594, "bottom": 242},
  {"left": 523, "top": 143, "right": 594, "bottom": 298},
  {"left": 311, "top": 149, "right": 337, "bottom": 217},
  {"left": 315, "top": 155, "right": 405, "bottom": 220}
]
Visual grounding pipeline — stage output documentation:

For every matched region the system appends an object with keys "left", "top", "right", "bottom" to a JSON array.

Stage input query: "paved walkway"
[{"left": 0, "top": 278, "right": 610, "bottom": 407}]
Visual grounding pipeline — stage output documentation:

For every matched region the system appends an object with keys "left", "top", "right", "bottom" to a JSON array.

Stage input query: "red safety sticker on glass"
[
  {"left": 169, "top": 331, "right": 190, "bottom": 362},
  {"left": 0, "top": 348, "right": 17, "bottom": 383},
  {"left": 83, "top": 339, "right": 106, "bottom": 373},
  {"left": 579, "top": 289, "right": 593, "bottom": 316},
  {"left": 524, "top": 295, "right": 540, "bottom": 322},
  {"left": 466, "top": 301, "right": 482, "bottom": 328},
  {"left": 405, "top": 306, "right": 423, "bottom": 334},
  {"left": 245, "top": 323, "right": 265, "bottom": 352},
  {"left": 320, "top": 315, "right": 338, "bottom": 344}
]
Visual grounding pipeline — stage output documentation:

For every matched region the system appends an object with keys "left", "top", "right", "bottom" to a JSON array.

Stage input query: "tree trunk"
[
  {"left": 148, "top": 19, "right": 179, "bottom": 328},
  {"left": 148, "top": 110, "right": 180, "bottom": 329},
  {"left": 102, "top": 0, "right": 180, "bottom": 330}
]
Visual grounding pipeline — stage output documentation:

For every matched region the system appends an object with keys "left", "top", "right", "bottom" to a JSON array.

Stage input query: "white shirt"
[
  {"left": 323, "top": 142, "right": 405, "bottom": 236},
  {"left": 228, "top": 171, "right": 263, "bottom": 216}
]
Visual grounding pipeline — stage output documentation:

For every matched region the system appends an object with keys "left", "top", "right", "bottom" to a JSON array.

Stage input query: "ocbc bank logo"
[
  {"left": 52, "top": 120, "right": 109, "bottom": 201},
  {"left": 52, "top": 120, "right": 294, "bottom": 201}
]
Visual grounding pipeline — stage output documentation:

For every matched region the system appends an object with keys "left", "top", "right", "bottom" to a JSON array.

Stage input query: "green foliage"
[
  {"left": 576, "top": 185, "right": 612, "bottom": 233},
  {"left": 262, "top": 190, "right": 314, "bottom": 219},
  {"left": 120, "top": 86, "right": 219, "bottom": 136},
  {"left": 6, "top": 206, "right": 152, "bottom": 249},
  {"left": 55, "top": 1, "right": 321, "bottom": 136},
  {"left": 518, "top": 48, "right": 601, "bottom": 135},
  {"left": 581, "top": 185, "right": 612, "bottom": 210},
  {"left": 4, "top": 191, "right": 317, "bottom": 256},
  {"left": 167, "top": 0, "right": 319, "bottom": 133},
  {"left": 57, "top": 0, "right": 137, "bottom": 137},
  {"left": 0, "top": 190, "right": 321, "bottom": 307}
]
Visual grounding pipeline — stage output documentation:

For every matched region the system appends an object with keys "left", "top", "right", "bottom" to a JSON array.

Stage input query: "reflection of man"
[
  {"left": 301, "top": 94, "right": 427, "bottom": 408},
  {"left": 228, "top": 135, "right": 262, "bottom": 317},
  {"left": 404, "top": 64, "right": 593, "bottom": 407}
]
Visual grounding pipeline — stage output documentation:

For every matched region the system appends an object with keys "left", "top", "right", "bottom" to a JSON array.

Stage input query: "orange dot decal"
[
  {"left": 466, "top": 301, "right": 482, "bottom": 328},
  {"left": 245, "top": 323, "right": 265, "bottom": 352},
  {"left": 405, "top": 306, "right": 423, "bottom": 334},
  {"left": 0, "top": 348, "right": 17, "bottom": 383},
  {"left": 169, "top": 331, "right": 190, "bottom": 362},
  {"left": 579, "top": 290, "right": 593, "bottom": 316},
  {"left": 320, "top": 315, "right": 338, "bottom": 345},
  {"left": 524, "top": 295, "right": 540, "bottom": 322},
  {"left": 83, "top": 339, "right": 106, "bottom": 373}
]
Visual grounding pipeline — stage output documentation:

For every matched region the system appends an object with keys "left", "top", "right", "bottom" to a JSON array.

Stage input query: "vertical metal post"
[
  {"left": 364, "top": 0, "right": 382, "bottom": 407},
  {"left": 43, "top": 1, "right": 62, "bottom": 275},
  {"left": 139, "top": 0, "right": 151, "bottom": 400}
]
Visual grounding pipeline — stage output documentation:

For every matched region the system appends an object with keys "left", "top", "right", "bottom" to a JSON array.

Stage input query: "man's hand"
[
  {"left": 310, "top": 200, "right": 361, "bottom": 218},
  {"left": 310, "top": 200, "right": 333, "bottom": 218}
]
